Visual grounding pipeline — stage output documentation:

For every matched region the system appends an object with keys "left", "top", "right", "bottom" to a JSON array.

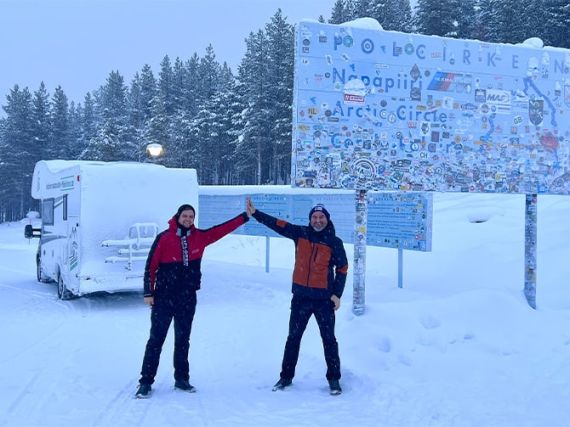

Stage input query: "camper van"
[{"left": 25, "top": 160, "right": 199, "bottom": 299}]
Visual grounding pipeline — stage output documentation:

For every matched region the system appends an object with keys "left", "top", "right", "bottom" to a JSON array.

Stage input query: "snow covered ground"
[{"left": 1, "top": 192, "right": 570, "bottom": 427}]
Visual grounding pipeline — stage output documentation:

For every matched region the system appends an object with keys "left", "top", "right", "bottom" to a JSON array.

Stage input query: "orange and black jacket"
[
  {"left": 144, "top": 212, "right": 249, "bottom": 297},
  {"left": 252, "top": 210, "right": 348, "bottom": 300}
]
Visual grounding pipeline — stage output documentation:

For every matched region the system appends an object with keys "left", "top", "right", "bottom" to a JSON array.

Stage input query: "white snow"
[
  {"left": 340, "top": 17, "right": 383, "bottom": 31},
  {"left": 521, "top": 37, "right": 544, "bottom": 49},
  {"left": 1, "top": 191, "right": 570, "bottom": 426}
]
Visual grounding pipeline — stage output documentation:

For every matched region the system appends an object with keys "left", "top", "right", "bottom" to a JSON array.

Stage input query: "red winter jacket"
[{"left": 143, "top": 212, "right": 248, "bottom": 297}]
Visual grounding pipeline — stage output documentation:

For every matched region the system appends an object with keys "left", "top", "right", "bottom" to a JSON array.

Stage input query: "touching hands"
[{"left": 246, "top": 197, "right": 256, "bottom": 217}]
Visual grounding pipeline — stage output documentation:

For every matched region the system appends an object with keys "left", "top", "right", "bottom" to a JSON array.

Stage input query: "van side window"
[
  {"left": 63, "top": 195, "right": 68, "bottom": 221},
  {"left": 42, "top": 199, "right": 54, "bottom": 225}
]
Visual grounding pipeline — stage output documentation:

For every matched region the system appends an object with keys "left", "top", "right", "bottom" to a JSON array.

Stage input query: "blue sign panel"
[
  {"left": 367, "top": 192, "right": 432, "bottom": 251},
  {"left": 198, "top": 194, "right": 285, "bottom": 238},
  {"left": 198, "top": 193, "right": 354, "bottom": 241},
  {"left": 292, "top": 21, "right": 570, "bottom": 194},
  {"left": 199, "top": 189, "right": 432, "bottom": 251}
]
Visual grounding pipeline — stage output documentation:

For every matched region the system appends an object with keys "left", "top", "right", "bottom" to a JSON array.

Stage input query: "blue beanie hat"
[{"left": 309, "top": 204, "right": 330, "bottom": 221}]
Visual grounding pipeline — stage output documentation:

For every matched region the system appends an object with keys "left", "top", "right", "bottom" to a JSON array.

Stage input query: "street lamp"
[{"left": 146, "top": 143, "right": 164, "bottom": 161}]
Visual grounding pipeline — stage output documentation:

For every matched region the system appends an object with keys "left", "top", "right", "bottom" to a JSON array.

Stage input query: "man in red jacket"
[
  {"left": 247, "top": 198, "right": 348, "bottom": 395},
  {"left": 135, "top": 204, "right": 249, "bottom": 398}
]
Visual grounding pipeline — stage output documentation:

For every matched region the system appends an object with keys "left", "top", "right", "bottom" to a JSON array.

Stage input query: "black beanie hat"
[
  {"left": 309, "top": 204, "right": 330, "bottom": 221},
  {"left": 176, "top": 204, "right": 195, "bottom": 218}
]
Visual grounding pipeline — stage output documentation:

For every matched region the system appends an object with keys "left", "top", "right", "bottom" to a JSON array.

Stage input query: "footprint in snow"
[{"left": 419, "top": 315, "right": 440, "bottom": 330}]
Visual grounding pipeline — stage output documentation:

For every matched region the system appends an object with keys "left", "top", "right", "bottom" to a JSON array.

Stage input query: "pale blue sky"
[{"left": 0, "top": 0, "right": 334, "bottom": 105}]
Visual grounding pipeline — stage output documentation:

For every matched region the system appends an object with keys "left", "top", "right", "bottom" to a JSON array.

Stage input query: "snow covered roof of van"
[
  {"left": 38, "top": 160, "right": 164, "bottom": 174},
  {"left": 31, "top": 160, "right": 188, "bottom": 201}
]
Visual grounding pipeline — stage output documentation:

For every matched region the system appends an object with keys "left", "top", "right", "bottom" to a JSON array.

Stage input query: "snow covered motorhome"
[{"left": 26, "top": 160, "right": 198, "bottom": 299}]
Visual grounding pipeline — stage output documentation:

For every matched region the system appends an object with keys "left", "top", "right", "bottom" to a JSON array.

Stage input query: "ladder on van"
[{"left": 102, "top": 223, "right": 159, "bottom": 270}]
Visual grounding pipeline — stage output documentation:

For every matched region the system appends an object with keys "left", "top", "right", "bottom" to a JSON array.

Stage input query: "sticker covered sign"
[{"left": 292, "top": 21, "right": 570, "bottom": 194}]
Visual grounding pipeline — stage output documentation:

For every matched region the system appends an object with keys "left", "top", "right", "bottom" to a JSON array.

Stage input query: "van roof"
[{"left": 39, "top": 160, "right": 163, "bottom": 174}]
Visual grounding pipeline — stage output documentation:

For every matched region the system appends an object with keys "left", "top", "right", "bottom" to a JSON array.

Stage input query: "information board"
[
  {"left": 367, "top": 192, "right": 432, "bottom": 250},
  {"left": 292, "top": 21, "right": 570, "bottom": 194},
  {"left": 198, "top": 193, "right": 354, "bottom": 242},
  {"left": 199, "top": 189, "right": 432, "bottom": 251}
]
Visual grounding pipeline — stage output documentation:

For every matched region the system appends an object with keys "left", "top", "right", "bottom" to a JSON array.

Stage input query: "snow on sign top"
[{"left": 292, "top": 19, "right": 570, "bottom": 195}]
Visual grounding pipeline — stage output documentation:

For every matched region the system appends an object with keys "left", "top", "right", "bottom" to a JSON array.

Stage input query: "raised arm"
[
  {"left": 200, "top": 212, "right": 249, "bottom": 246},
  {"left": 248, "top": 197, "right": 303, "bottom": 241}
]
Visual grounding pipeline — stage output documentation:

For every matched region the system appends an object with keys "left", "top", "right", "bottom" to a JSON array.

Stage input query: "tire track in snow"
[
  {"left": 0, "top": 290, "right": 72, "bottom": 365},
  {"left": 0, "top": 373, "right": 39, "bottom": 427},
  {"left": 90, "top": 380, "right": 142, "bottom": 427},
  {"left": 0, "top": 265, "right": 35, "bottom": 276},
  {"left": 0, "top": 281, "right": 53, "bottom": 299}
]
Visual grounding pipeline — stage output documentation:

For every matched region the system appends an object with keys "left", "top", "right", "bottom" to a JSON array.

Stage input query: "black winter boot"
[
  {"left": 328, "top": 379, "right": 342, "bottom": 395},
  {"left": 272, "top": 378, "right": 292, "bottom": 391},
  {"left": 135, "top": 383, "right": 152, "bottom": 399},
  {"left": 174, "top": 380, "right": 196, "bottom": 393}
]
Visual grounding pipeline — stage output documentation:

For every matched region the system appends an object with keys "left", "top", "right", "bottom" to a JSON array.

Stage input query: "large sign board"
[
  {"left": 292, "top": 21, "right": 570, "bottom": 194},
  {"left": 199, "top": 189, "right": 432, "bottom": 251}
]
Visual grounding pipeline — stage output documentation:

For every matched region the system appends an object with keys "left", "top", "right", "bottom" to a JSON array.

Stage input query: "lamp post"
[{"left": 146, "top": 143, "right": 164, "bottom": 163}]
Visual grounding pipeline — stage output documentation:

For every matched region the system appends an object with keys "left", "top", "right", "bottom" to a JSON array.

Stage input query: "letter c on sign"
[{"left": 416, "top": 44, "right": 426, "bottom": 60}]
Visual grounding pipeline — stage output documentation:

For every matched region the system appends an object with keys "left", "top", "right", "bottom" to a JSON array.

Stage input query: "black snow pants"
[
  {"left": 139, "top": 291, "right": 197, "bottom": 385},
  {"left": 280, "top": 295, "right": 341, "bottom": 381}
]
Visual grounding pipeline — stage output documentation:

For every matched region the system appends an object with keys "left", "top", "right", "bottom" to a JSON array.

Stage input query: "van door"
[
  {"left": 39, "top": 198, "right": 59, "bottom": 281},
  {"left": 65, "top": 217, "right": 80, "bottom": 295}
]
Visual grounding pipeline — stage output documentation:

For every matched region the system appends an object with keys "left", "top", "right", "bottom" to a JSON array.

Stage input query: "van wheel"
[
  {"left": 36, "top": 255, "right": 50, "bottom": 283},
  {"left": 57, "top": 275, "right": 74, "bottom": 300}
]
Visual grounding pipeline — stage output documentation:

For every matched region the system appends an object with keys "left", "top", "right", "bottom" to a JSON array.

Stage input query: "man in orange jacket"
[{"left": 247, "top": 197, "right": 348, "bottom": 395}]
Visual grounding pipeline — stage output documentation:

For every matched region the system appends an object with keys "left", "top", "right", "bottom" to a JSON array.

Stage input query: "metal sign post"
[
  {"left": 265, "top": 236, "right": 270, "bottom": 273},
  {"left": 398, "top": 246, "right": 404, "bottom": 289},
  {"left": 353, "top": 190, "right": 367, "bottom": 315},
  {"left": 524, "top": 194, "right": 537, "bottom": 309}
]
